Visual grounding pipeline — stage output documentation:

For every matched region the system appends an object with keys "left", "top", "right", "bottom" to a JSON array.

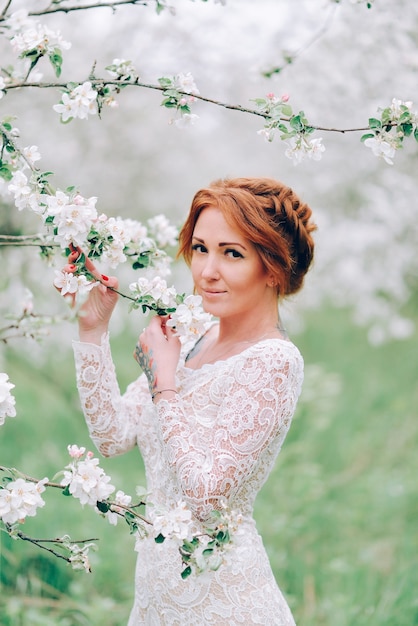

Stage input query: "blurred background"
[{"left": 0, "top": 0, "right": 417, "bottom": 624}]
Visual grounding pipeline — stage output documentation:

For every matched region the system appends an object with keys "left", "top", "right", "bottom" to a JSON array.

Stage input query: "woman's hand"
[
  {"left": 59, "top": 247, "right": 119, "bottom": 344},
  {"left": 134, "top": 315, "right": 181, "bottom": 396}
]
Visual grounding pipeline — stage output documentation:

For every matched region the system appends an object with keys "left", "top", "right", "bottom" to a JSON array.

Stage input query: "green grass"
[{"left": 1, "top": 306, "right": 417, "bottom": 625}]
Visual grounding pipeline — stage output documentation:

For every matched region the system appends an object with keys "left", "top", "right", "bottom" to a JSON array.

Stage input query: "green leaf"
[
  {"left": 158, "top": 77, "right": 173, "bottom": 89},
  {"left": 0, "top": 165, "right": 13, "bottom": 181},
  {"left": 202, "top": 548, "right": 214, "bottom": 557},
  {"left": 154, "top": 533, "right": 166, "bottom": 544},
  {"left": 251, "top": 98, "right": 268, "bottom": 107},
  {"left": 368, "top": 117, "right": 382, "bottom": 130},
  {"left": 281, "top": 104, "right": 293, "bottom": 117},
  {"left": 400, "top": 123, "right": 413, "bottom": 137},
  {"left": 414, "top": 127, "right": 418, "bottom": 142},
  {"left": 181, "top": 565, "right": 192, "bottom": 579},
  {"left": 360, "top": 133, "right": 375, "bottom": 142},
  {"left": 62, "top": 484, "right": 71, "bottom": 496},
  {"left": 96, "top": 501, "right": 110, "bottom": 513},
  {"left": 289, "top": 115, "right": 303, "bottom": 132}
]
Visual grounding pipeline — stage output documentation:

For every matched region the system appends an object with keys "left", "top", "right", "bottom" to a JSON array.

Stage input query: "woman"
[{"left": 68, "top": 177, "right": 316, "bottom": 625}]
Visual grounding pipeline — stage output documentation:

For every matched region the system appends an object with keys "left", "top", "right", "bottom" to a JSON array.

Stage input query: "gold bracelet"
[{"left": 151, "top": 388, "right": 178, "bottom": 400}]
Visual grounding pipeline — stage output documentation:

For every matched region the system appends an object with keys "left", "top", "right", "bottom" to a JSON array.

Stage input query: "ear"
[{"left": 266, "top": 273, "right": 276, "bottom": 288}]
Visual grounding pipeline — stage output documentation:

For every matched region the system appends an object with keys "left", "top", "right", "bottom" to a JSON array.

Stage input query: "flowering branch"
[
  {"left": 0, "top": 77, "right": 385, "bottom": 132},
  {"left": 0, "top": 447, "right": 238, "bottom": 578}
]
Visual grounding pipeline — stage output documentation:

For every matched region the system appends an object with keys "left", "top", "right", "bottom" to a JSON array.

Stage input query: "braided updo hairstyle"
[{"left": 178, "top": 177, "right": 317, "bottom": 298}]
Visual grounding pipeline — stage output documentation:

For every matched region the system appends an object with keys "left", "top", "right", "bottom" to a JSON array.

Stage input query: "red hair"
[{"left": 178, "top": 177, "right": 316, "bottom": 297}]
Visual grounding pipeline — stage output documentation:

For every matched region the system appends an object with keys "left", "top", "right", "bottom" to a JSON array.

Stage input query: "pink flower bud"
[{"left": 281, "top": 93, "right": 290, "bottom": 103}]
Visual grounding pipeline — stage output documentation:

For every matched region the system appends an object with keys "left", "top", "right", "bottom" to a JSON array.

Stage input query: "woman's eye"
[
  {"left": 191, "top": 243, "right": 207, "bottom": 253},
  {"left": 225, "top": 248, "right": 243, "bottom": 258}
]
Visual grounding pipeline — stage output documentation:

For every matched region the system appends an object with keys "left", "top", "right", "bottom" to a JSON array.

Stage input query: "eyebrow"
[{"left": 192, "top": 236, "right": 247, "bottom": 250}]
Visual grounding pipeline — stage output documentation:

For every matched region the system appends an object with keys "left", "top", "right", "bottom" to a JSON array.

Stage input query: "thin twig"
[
  {"left": 263, "top": 4, "right": 338, "bottom": 77},
  {"left": 2, "top": 79, "right": 373, "bottom": 133},
  {"left": 0, "top": 0, "right": 150, "bottom": 21}
]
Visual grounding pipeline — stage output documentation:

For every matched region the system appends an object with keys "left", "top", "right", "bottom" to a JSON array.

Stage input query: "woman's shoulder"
[{"left": 244, "top": 336, "right": 304, "bottom": 369}]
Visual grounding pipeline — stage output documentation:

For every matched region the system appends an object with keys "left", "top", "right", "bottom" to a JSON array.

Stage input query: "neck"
[{"left": 215, "top": 312, "right": 285, "bottom": 345}]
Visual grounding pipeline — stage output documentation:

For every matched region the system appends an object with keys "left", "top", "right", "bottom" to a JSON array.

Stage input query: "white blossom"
[
  {"left": 95, "top": 216, "right": 132, "bottom": 267},
  {"left": 3, "top": 9, "right": 33, "bottom": 32},
  {"left": 364, "top": 134, "right": 396, "bottom": 165},
  {"left": 61, "top": 452, "right": 115, "bottom": 507},
  {"left": 10, "top": 23, "right": 71, "bottom": 56},
  {"left": 53, "top": 270, "right": 98, "bottom": 297},
  {"left": 0, "top": 373, "right": 16, "bottom": 424},
  {"left": 22, "top": 145, "right": 41, "bottom": 167},
  {"left": 119, "top": 218, "right": 148, "bottom": 243},
  {"left": 147, "top": 214, "right": 178, "bottom": 248},
  {"left": 53, "top": 195, "right": 98, "bottom": 248},
  {"left": 0, "top": 477, "right": 47, "bottom": 524},
  {"left": 8, "top": 170, "right": 32, "bottom": 210},
  {"left": 106, "top": 490, "right": 132, "bottom": 526},
  {"left": 167, "top": 295, "right": 212, "bottom": 343},
  {"left": 53, "top": 82, "right": 97, "bottom": 122},
  {"left": 174, "top": 72, "right": 199, "bottom": 95},
  {"left": 174, "top": 113, "right": 199, "bottom": 128},
  {"left": 67, "top": 542, "right": 94, "bottom": 573},
  {"left": 151, "top": 501, "right": 193, "bottom": 541},
  {"left": 285, "top": 135, "right": 326, "bottom": 165},
  {"left": 257, "top": 127, "right": 274, "bottom": 142},
  {"left": 129, "top": 276, "right": 178, "bottom": 309},
  {"left": 68, "top": 444, "right": 86, "bottom": 459},
  {"left": 106, "top": 58, "right": 138, "bottom": 81}
]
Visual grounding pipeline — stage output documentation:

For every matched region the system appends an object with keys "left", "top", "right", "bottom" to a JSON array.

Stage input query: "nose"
[{"left": 201, "top": 253, "right": 220, "bottom": 280}]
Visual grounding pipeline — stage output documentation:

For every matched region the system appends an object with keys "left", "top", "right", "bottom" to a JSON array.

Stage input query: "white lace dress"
[{"left": 73, "top": 332, "right": 304, "bottom": 626}]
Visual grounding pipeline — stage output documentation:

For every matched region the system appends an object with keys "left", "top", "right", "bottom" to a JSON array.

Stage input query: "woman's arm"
[{"left": 73, "top": 333, "right": 149, "bottom": 457}]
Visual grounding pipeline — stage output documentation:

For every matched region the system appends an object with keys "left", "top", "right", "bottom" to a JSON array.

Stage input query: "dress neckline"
[{"left": 183, "top": 333, "right": 295, "bottom": 372}]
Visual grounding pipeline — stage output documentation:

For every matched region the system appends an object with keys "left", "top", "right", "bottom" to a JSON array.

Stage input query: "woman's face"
[{"left": 191, "top": 207, "right": 275, "bottom": 321}]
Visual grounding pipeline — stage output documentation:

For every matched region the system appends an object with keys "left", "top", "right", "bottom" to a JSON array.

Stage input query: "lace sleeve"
[
  {"left": 72, "top": 333, "right": 147, "bottom": 457},
  {"left": 155, "top": 342, "right": 303, "bottom": 520}
]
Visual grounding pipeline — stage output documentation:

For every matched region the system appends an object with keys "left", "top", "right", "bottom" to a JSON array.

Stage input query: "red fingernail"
[{"left": 101, "top": 274, "right": 109, "bottom": 281}]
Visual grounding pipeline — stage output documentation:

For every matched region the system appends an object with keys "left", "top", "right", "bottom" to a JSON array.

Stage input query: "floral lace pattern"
[{"left": 73, "top": 333, "right": 304, "bottom": 625}]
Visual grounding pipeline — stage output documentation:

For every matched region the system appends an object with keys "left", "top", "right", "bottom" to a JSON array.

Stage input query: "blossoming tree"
[{"left": 0, "top": 0, "right": 417, "bottom": 600}]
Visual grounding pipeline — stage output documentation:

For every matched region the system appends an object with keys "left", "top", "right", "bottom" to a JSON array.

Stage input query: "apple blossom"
[
  {"left": 0, "top": 477, "right": 47, "bottom": 524},
  {"left": 61, "top": 453, "right": 115, "bottom": 507},
  {"left": 10, "top": 23, "right": 71, "bottom": 57},
  {"left": 167, "top": 295, "right": 212, "bottom": 343},
  {"left": 68, "top": 444, "right": 86, "bottom": 459},
  {"left": 3, "top": 9, "right": 33, "bottom": 33},
  {"left": 129, "top": 276, "right": 178, "bottom": 310},
  {"left": 53, "top": 198, "right": 98, "bottom": 248},
  {"left": 106, "top": 490, "right": 133, "bottom": 526},
  {"left": 151, "top": 501, "right": 193, "bottom": 541},
  {"left": 106, "top": 58, "right": 138, "bottom": 81},
  {"left": 53, "top": 270, "right": 99, "bottom": 297},
  {"left": 174, "top": 113, "right": 199, "bottom": 128},
  {"left": 174, "top": 72, "right": 199, "bottom": 95},
  {"left": 0, "top": 373, "right": 16, "bottom": 424},
  {"left": 53, "top": 82, "right": 97, "bottom": 122},
  {"left": 147, "top": 214, "right": 178, "bottom": 248},
  {"left": 285, "top": 135, "right": 326, "bottom": 165},
  {"left": 364, "top": 134, "right": 396, "bottom": 165},
  {"left": 67, "top": 541, "right": 94, "bottom": 573},
  {"left": 8, "top": 170, "right": 32, "bottom": 210},
  {"left": 22, "top": 145, "right": 41, "bottom": 167}
]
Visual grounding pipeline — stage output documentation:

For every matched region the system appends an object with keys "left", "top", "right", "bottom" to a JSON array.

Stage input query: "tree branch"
[
  {"left": 3, "top": 79, "right": 372, "bottom": 133},
  {"left": 0, "top": 0, "right": 153, "bottom": 21}
]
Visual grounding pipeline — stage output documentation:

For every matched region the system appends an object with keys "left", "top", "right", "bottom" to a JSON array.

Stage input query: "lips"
[{"left": 202, "top": 288, "right": 226, "bottom": 294}]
